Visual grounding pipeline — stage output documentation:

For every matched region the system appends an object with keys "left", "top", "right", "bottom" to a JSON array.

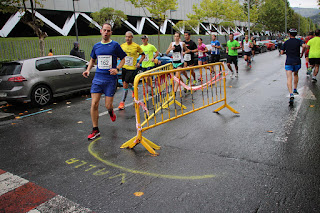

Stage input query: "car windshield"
[{"left": 0, "top": 62, "right": 22, "bottom": 76}]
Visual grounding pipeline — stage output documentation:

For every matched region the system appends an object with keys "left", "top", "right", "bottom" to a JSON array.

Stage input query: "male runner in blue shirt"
[
  {"left": 83, "top": 23, "right": 127, "bottom": 140},
  {"left": 281, "top": 28, "right": 305, "bottom": 106}
]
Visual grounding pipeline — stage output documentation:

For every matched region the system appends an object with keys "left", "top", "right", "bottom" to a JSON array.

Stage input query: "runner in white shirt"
[{"left": 242, "top": 35, "right": 253, "bottom": 68}]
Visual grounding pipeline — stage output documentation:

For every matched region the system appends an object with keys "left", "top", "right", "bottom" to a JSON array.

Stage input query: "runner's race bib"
[
  {"left": 172, "top": 52, "right": 181, "bottom": 61},
  {"left": 143, "top": 54, "right": 149, "bottom": 62},
  {"left": 198, "top": 51, "right": 204, "bottom": 57},
  {"left": 97, "top": 55, "right": 112, "bottom": 69},
  {"left": 125, "top": 56, "right": 134, "bottom": 66},
  {"left": 184, "top": 53, "right": 191, "bottom": 61},
  {"left": 211, "top": 46, "right": 216, "bottom": 53}
]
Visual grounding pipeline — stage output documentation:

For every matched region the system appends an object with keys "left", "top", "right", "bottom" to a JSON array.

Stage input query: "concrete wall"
[{"left": 29, "top": 0, "right": 202, "bottom": 21}]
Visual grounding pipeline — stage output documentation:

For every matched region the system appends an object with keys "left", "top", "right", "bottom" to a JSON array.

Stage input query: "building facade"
[{"left": 0, "top": 0, "right": 248, "bottom": 37}]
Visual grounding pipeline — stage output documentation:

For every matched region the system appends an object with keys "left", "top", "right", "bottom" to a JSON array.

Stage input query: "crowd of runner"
[{"left": 82, "top": 22, "right": 320, "bottom": 139}]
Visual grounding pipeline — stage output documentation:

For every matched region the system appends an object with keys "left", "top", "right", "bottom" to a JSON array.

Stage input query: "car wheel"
[{"left": 31, "top": 85, "right": 53, "bottom": 106}]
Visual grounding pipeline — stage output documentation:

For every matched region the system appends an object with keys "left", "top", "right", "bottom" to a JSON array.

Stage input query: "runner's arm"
[
  {"left": 82, "top": 58, "right": 96, "bottom": 78},
  {"left": 183, "top": 43, "right": 191, "bottom": 53},
  {"left": 109, "top": 57, "right": 125, "bottom": 75},
  {"left": 136, "top": 53, "right": 145, "bottom": 68},
  {"left": 152, "top": 51, "right": 160, "bottom": 62},
  {"left": 166, "top": 43, "right": 174, "bottom": 55}
]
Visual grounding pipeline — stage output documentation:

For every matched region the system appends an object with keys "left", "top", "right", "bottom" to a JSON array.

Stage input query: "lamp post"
[
  {"left": 298, "top": 3, "right": 301, "bottom": 35},
  {"left": 170, "top": 10, "right": 177, "bottom": 42},
  {"left": 285, "top": 0, "right": 287, "bottom": 34},
  {"left": 73, "top": 0, "right": 79, "bottom": 42},
  {"left": 248, "top": 0, "right": 250, "bottom": 37}
]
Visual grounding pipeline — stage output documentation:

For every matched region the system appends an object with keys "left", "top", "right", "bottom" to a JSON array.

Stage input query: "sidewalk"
[{"left": 0, "top": 101, "right": 14, "bottom": 121}]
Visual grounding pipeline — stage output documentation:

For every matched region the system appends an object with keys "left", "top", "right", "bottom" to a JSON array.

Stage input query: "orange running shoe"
[{"left": 118, "top": 101, "right": 125, "bottom": 110}]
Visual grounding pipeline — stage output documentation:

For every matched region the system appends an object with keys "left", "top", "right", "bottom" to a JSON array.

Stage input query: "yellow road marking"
[{"left": 88, "top": 138, "right": 216, "bottom": 180}]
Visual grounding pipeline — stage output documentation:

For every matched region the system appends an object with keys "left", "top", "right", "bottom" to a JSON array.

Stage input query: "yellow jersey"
[{"left": 121, "top": 42, "right": 144, "bottom": 70}]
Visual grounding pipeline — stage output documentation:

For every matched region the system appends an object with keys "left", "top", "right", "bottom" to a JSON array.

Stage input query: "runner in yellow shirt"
[{"left": 118, "top": 31, "right": 145, "bottom": 110}]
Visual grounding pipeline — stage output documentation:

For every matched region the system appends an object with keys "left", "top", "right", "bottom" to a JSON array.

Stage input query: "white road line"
[
  {"left": 0, "top": 172, "right": 29, "bottom": 196},
  {"left": 31, "top": 195, "right": 92, "bottom": 213},
  {"left": 239, "top": 78, "right": 260, "bottom": 90},
  {"left": 99, "top": 100, "right": 136, "bottom": 116}
]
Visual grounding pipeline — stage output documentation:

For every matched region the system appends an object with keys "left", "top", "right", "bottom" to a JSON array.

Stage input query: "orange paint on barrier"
[{"left": 267, "top": 131, "right": 273, "bottom": 133}]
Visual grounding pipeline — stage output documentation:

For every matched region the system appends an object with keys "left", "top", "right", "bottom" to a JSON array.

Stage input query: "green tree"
[
  {"left": 187, "top": 0, "right": 225, "bottom": 33},
  {"left": 0, "top": 0, "right": 47, "bottom": 56},
  {"left": 90, "top": 7, "right": 127, "bottom": 30},
  {"left": 125, "top": 0, "right": 178, "bottom": 49},
  {"left": 259, "top": 0, "right": 286, "bottom": 32},
  {"left": 221, "top": 0, "right": 247, "bottom": 32}
]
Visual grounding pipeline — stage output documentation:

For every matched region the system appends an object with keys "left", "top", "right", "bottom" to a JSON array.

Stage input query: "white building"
[{"left": 0, "top": 0, "right": 248, "bottom": 37}]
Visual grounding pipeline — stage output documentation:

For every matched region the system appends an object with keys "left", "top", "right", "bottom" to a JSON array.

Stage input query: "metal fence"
[{"left": 0, "top": 35, "right": 274, "bottom": 62}]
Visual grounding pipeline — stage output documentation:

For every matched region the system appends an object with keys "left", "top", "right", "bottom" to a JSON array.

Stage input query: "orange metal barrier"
[{"left": 120, "top": 62, "right": 239, "bottom": 155}]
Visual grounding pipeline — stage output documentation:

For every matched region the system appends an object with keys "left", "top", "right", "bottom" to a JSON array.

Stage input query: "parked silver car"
[{"left": 0, "top": 55, "right": 95, "bottom": 106}]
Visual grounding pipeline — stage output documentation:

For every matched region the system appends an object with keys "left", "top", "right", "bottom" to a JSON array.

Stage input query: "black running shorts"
[
  {"left": 227, "top": 55, "right": 238, "bottom": 66},
  {"left": 122, "top": 68, "right": 138, "bottom": 84},
  {"left": 309, "top": 58, "right": 320, "bottom": 65}
]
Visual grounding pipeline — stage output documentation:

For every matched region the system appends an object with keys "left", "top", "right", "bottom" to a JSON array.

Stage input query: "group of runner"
[{"left": 82, "top": 22, "right": 320, "bottom": 139}]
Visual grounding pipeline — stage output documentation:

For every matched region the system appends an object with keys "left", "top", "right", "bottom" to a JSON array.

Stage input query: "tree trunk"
[{"left": 39, "top": 32, "right": 48, "bottom": 57}]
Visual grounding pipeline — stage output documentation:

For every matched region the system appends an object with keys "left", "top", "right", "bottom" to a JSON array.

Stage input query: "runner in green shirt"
[
  {"left": 307, "top": 29, "right": 320, "bottom": 83},
  {"left": 226, "top": 33, "right": 241, "bottom": 78},
  {"left": 140, "top": 35, "right": 159, "bottom": 90}
]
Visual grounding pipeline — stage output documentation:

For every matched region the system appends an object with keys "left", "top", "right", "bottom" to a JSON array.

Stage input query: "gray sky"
[{"left": 288, "top": 0, "right": 318, "bottom": 8}]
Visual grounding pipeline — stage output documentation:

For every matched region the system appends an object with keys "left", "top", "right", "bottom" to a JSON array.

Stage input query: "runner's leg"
[
  {"left": 293, "top": 71, "right": 299, "bottom": 91},
  {"left": 286, "top": 70, "right": 293, "bottom": 94},
  {"left": 91, "top": 93, "right": 102, "bottom": 128}
]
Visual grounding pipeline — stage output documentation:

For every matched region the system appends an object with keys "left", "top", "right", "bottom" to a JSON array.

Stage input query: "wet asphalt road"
[{"left": 1, "top": 50, "right": 320, "bottom": 212}]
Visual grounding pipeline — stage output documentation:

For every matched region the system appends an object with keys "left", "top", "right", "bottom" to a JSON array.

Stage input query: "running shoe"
[
  {"left": 192, "top": 80, "right": 197, "bottom": 85},
  {"left": 230, "top": 72, "right": 234, "bottom": 79},
  {"left": 293, "top": 89, "right": 299, "bottom": 94},
  {"left": 186, "top": 78, "right": 190, "bottom": 85},
  {"left": 118, "top": 101, "right": 125, "bottom": 110},
  {"left": 88, "top": 130, "right": 100, "bottom": 140},
  {"left": 306, "top": 67, "right": 312, "bottom": 75},
  {"left": 109, "top": 110, "right": 116, "bottom": 122},
  {"left": 235, "top": 72, "right": 238, "bottom": 78},
  {"left": 249, "top": 64, "right": 252, "bottom": 68},
  {"left": 289, "top": 93, "right": 294, "bottom": 106},
  {"left": 312, "top": 77, "right": 317, "bottom": 83}
]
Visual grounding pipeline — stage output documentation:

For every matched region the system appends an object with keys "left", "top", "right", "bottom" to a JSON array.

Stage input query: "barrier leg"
[
  {"left": 214, "top": 101, "right": 239, "bottom": 114},
  {"left": 162, "top": 96, "right": 187, "bottom": 109},
  {"left": 121, "top": 136, "right": 160, "bottom": 156}
]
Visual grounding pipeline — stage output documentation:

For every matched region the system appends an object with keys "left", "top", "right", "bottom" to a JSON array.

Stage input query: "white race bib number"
[
  {"left": 143, "top": 54, "right": 149, "bottom": 62},
  {"left": 198, "top": 51, "right": 204, "bottom": 57},
  {"left": 172, "top": 52, "right": 181, "bottom": 61},
  {"left": 97, "top": 55, "right": 112, "bottom": 69},
  {"left": 125, "top": 56, "right": 134, "bottom": 66},
  {"left": 211, "top": 47, "right": 216, "bottom": 53},
  {"left": 184, "top": 53, "right": 191, "bottom": 62}
]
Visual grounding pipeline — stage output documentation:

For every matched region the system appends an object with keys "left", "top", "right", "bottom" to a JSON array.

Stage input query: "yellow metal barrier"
[{"left": 120, "top": 62, "right": 239, "bottom": 155}]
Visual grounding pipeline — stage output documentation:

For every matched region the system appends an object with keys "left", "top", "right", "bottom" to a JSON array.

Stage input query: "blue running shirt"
[
  {"left": 90, "top": 40, "right": 127, "bottom": 80},
  {"left": 211, "top": 40, "right": 220, "bottom": 55}
]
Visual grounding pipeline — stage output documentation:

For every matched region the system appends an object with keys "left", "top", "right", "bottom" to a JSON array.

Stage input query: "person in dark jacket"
[{"left": 70, "top": 41, "right": 81, "bottom": 58}]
